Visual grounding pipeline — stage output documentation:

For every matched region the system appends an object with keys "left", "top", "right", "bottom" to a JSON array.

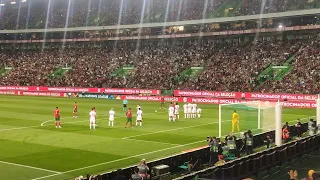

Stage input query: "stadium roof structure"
[{"left": 0, "top": 8, "right": 319, "bottom": 34}]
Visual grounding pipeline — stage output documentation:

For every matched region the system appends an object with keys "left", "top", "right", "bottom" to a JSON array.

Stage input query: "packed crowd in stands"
[
  {"left": 1, "top": 34, "right": 319, "bottom": 93},
  {"left": 258, "top": 36, "right": 320, "bottom": 94},
  {"left": 178, "top": 40, "right": 299, "bottom": 92},
  {"left": 0, "top": 0, "right": 318, "bottom": 30}
]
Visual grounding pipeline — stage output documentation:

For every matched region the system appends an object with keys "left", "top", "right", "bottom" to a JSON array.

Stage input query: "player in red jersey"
[
  {"left": 54, "top": 107, "right": 61, "bottom": 128},
  {"left": 125, "top": 108, "right": 133, "bottom": 128},
  {"left": 73, "top": 102, "right": 78, "bottom": 118},
  {"left": 160, "top": 96, "right": 165, "bottom": 109}
]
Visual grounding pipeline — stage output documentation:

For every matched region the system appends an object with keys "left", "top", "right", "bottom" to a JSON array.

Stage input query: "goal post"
[{"left": 218, "top": 101, "right": 278, "bottom": 137}]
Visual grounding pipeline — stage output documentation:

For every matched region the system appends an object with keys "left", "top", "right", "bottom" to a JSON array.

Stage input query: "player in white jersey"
[
  {"left": 197, "top": 107, "right": 202, "bottom": 118},
  {"left": 108, "top": 108, "right": 115, "bottom": 127},
  {"left": 174, "top": 103, "right": 180, "bottom": 120},
  {"left": 89, "top": 108, "right": 97, "bottom": 130},
  {"left": 136, "top": 108, "right": 143, "bottom": 126},
  {"left": 168, "top": 106, "right": 175, "bottom": 122},
  {"left": 192, "top": 103, "right": 197, "bottom": 118},
  {"left": 136, "top": 104, "right": 141, "bottom": 112},
  {"left": 187, "top": 103, "right": 193, "bottom": 119},
  {"left": 183, "top": 104, "right": 188, "bottom": 119}
]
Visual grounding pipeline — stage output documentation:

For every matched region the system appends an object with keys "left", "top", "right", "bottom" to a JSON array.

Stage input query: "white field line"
[
  {"left": 41, "top": 117, "right": 77, "bottom": 126},
  {"left": 0, "top": 117, "right": 79, "bottom": 132},
  {"left": 0, "top": 111, "right": 162, "bottom": 132},
  {"left": 0, "top": 160, "right": 61, "bottom": 174},
  {"left": 122, "top": 138, "right": 180, "bottom": 146},
  {"left": 30, "top": 139, "right": 206, "bottom": 180},
  {"left": 28, "top": 115, "right": 316, "bottom": 180}
]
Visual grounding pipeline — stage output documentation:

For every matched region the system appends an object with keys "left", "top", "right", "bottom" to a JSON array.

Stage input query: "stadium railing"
[
  {"left": 175, "top": 134, "right": 320, "bottom": 180},
  {"left": 99, "top": 123, "right": 309, "bottom": 179}
]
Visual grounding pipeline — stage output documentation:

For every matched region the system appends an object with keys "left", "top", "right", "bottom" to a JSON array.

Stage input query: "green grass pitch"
[{"left": 0, "top": 95, "right": 315, "bottom": 180}]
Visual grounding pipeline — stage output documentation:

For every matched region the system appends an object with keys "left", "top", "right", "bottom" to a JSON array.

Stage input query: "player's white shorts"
[
  {"left": 184, "top": 110, "right": 187, "bottom": 114},
  {"left": 174, "top": 111, "right": 179, "bottom": 115},
  {"left": 187, "top": 110, "right": 192, "bottom": 113},
  {"left": 169, "top": 113, "right": 174, "bottom": 117},
  {"left": 192, "top": 110, "right": 196, "bottom": 113},
  {"left": 90, "top": 118, "right": 96, "bottom": 124},
  {"left": 109, "top": 118, "right": 114, "bottom": 121},
  {"left": 136, "top": 116, "right": 142, "bottom": 121}
]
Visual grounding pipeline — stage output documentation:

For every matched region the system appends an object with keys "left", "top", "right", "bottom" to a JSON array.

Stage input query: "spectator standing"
[
  {"left": 282, "top": 126, "right": 290, "bottom": 143},
  {"left": 137, "top": 159, "right": 150, "bottom": 179},
  {"left": 295, "top": 119, "right": 302, "bottom": 139},
  {"left": 131, "top": 168, "right": 142, "bottom": 180},
  {"left": 244, "top": 130, "right": 253, "bottom": 155},
  {"left": 308, "top": 119, "right": 316, "bottom": 136},
  {"left": 264, "top": 135, "right": 272, "bottom": 149},
  {"left": 283, "top": 122, "right": 290, "bottom": 129}
]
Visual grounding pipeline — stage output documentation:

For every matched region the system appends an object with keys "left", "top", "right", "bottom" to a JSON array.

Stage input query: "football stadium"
[{"left": 0, "top": 0, "right": 320, "bottom": 180}]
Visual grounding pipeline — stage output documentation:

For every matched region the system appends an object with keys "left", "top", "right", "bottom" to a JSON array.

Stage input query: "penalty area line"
[
  {"left": 122, "top": 121, "right": 231, "bottom": 140},
  {"left": 0, "top": 160, "right": 61, "bottom": 174}
]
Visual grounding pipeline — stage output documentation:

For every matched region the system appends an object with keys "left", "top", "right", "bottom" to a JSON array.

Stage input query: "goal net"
[{"left": 218, "top": 101, "right": 277, "bottom": 137}]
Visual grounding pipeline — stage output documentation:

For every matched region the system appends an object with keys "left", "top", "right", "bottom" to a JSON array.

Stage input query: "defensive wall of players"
[{"left": 0, "top": 86, "right": 319, "bottom": 108}]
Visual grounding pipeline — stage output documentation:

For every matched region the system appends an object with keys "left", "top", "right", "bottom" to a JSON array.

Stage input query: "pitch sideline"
[
  {"left": 29, "top": 116, "right": 315, "bottom": 180},
  {"left": 0, "top": 160, "right": 61, "bottom": 174},
  {"left": 30, "top": 139, "right": 206, "bottom": 180}
]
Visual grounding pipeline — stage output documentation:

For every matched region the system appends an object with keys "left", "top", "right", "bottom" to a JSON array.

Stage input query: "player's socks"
[
  {"left": 108, "top": 121, "right": 110, "bottom": 126},
  {"left": 111, "top": 121, "right": 114, "bottom": 127},
  {"left": 139, "top": 122, "right": 142, "bottom": 126},
  {"left": 93, "top": 124, "right": 96, "bottom": 129},
  {"left": 177, "top": 115, "right": 179, "bottom": 120},
  {"left": 136, "top": 121, "right": 138, "bottom": 126},
  {"left": 90, "top": 123, "right": 92, "bottom": 129}
]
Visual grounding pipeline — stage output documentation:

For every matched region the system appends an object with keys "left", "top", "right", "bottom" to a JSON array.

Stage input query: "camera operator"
[
  {"left": 225, "top": 133, "right": 237, "bottom": 156},
  {"left": 295, "top": 119, "right": 302, "bottom": 139},
  {"left": 244, "top": 130, "right": 253, "bottom": 155}
]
